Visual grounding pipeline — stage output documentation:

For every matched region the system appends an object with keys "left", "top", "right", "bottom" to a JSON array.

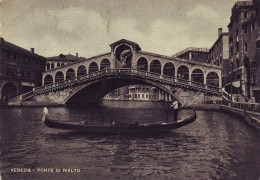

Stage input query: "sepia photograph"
[{"left": 0, "top": 0, "right": 260, "bottom": 179}]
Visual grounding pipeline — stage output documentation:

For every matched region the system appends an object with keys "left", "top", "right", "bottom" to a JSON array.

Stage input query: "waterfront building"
[
  {"left": 46, "top": 53, "right": 83, "bottom": 71},
  {"left": 227, "top": 0, "right": 260, "bottom": 102},
  {"left": 208, "top": 28, "right": 229, "bottom": 84},
  {"left": 104, "top": 85, "right": 162, "bottom": 102},
  {"left": 0, "top": 37, "right": 46, "bottom": 102},
  {"left": 173, "top": 47, "right": 209, "bottom": 63}
]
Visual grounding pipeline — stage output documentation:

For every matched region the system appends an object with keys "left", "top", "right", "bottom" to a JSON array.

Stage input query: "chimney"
[
  {"left": 0, "top": 37, "right": 4, "bottom": 44},
  {"left": 76, "top": 53, "right": 78, "bottom": 57},
  {"left": 31, "top": 48, "right": 34, "bottom": 54},
  {"left": 218, "top": 28, "right": 222, "bottom": 37}
]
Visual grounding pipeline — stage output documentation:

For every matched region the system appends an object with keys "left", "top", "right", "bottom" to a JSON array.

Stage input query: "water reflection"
[{"left": 0, "top": 101, "right": 260, "bottom": 180}]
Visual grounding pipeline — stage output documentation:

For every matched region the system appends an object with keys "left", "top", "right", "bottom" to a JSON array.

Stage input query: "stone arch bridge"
[{"left": 11, "top": 39, "right": 222, "bottom": 106}]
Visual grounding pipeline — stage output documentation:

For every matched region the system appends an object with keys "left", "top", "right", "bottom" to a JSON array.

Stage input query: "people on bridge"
[{"left": 170, "top": 100, "right": 179, "bottom": 122}]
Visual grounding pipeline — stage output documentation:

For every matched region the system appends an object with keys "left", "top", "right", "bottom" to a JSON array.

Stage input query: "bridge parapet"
[{"left": 34, "top": 68, "right": 222, "bottom": 97}]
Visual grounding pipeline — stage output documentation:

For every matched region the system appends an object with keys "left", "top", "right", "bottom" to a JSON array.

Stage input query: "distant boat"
[
  {"left": 244, "top": 109, "right": 260, "bottom": 132},
  {"left": 42, "top": 108, "right": 196, "bottom": 135}
]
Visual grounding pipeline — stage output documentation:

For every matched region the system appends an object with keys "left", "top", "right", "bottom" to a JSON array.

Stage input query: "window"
[
  {"left": 244, "top": 12, "right": 248, "bottom": 18},
  {"left": 251, "top": 61, "right": 256, "bottom": 68},
  {"left": 47, "top": 63, "right": 50, "bottom": 70},
  {"left": 244, "top": 43, "right": 248, "bottom": 52},
  {"left": 51, "top": 63, "right": 54, "bottom": 69},
  {"left": 138, "top": 94, "right": 140, "bottom": 98},
  {"left": 251, "top": 23, "right": 255, "bottom": 31},
  {"left": 257, "top": 41, "right": 260, "bottom": 48},
  {"left": 146, "top": 94, "right": 148, "bottom": 98},
  {"left": 244, "top": 26, "right": 248, "bottom": 34},
  {"left": 142, "top": 94, "right": 144, "bottom": 98},
  {"left": 252, "top": 75, "right": 256, "bottom": 82}
]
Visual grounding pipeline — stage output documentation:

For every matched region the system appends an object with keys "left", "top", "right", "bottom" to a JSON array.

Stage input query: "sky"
[{"left": 0, "top": 0, "right": 245, "bottom": 58}]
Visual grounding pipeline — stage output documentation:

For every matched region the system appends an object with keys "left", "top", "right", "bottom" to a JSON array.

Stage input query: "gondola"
[
  {"left": 42, "top": 108, "right": 197, "bottom": 134},
  {"left": 244, "top": 109, "right": 260, "bottom": 132}
]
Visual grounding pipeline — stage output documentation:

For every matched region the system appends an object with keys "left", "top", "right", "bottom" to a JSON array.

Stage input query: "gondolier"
[{"left": 170, "top": 100, "right": 179, "bottom": 122}]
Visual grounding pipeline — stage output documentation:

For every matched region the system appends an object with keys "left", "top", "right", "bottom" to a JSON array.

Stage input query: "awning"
[
  {"left": 232, "top": 81, "right": 240, "bottom": 88},
  {"left": 21, "top": 82, "right": 35, "bottom": 87},
  {"left": 225, "top": 81, "right": 241, "bottom": 88}
]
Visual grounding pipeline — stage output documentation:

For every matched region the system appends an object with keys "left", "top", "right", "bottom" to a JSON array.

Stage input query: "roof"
[
  {"left": 0, "top": 37, "right": 45, "bottom": 58},
  {"left": 173, "top": 47, "right": 209, "bottom": 57},
  {"left": 47, "top": 54, "right": 84, "bottom": 62},
  {"left": 109, "top": 39, "right": 141, "bottom": 51}
]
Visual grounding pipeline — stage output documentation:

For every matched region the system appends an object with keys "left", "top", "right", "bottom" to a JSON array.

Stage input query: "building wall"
[{"left": 0, "top": 38, "right": 46, "bottom": 102}]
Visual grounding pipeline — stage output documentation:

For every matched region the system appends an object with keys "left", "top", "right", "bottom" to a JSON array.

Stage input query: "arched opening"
[
  {"left": 51, "top": 63, "right": 54, "bottom": 69},
  {"left": 177, "top": 65, "right": 189, "bottom": 80},
  {"left": 89, "top": 62, "right": 99, "bottom": 73},
  {"left": 66, "top": 68, "right": 75, "bottom": 80},
  {"left": 57, "top": 63, "right": 61, "bottom": 67},
  {"left": 206, "top": 72, "right": 219, "bottom": 87},
  {"left": 137, "top": 58, "right": 148, "bottom": 71},
  {"left": 150, "top": 60, "right": 161, "bottom": 74},
  {"left": 55, "top": 71, "right": 64, "bottom": 82},
  {"left": 77, "top": 65, "right": 87, "bottom": 77},
  {"left": 163, "top": 62, "right": 175, "bottom": 77},
  {"left": 115, "top": 45, "right": 132, "bottom": 68},
  {"left": 2, "top": 82, "right": 17, "bottom": 101},
  {"left": 47, "top": 63, "right": 50, "bottom": 70},
  {"left": 100, "top": 59, "right": 111, "bottom": 70},
  {"left": 44, "top": 75, "right": 53, "bottom": 85},
  {"left": 191, "top": 69, "right": 204, "bottom": 83}
]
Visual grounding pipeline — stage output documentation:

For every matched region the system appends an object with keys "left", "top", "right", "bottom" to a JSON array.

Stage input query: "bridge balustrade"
[{"left": 35, "top": 68, "right": 221, "bottom": 97}]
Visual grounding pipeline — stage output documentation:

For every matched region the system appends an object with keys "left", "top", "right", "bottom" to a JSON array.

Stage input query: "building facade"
[
  {"left": 46, "top": 53, "right": 83, "bottom": 71},
  {"left": 227, "top": 0, "right": 260, "bottom": 102},
  {"left": 173, "top": 47, "right": 209, "bottom": 63},
  {"left": 208, "top": 28, "right": 229, "bottom": 84},
  {"left": 0, "top": 37, "right": 46, "bottom": 102}
]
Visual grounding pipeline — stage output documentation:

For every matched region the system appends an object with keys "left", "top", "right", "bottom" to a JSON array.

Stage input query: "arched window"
[
  {"left": 2, "top": 83, "right": 17, "bottom": 101},
  {"left": 47, "top": 63, "right": 50, "bottom": 70},
  {"left": 57, "top": 63, "right": 61, "bottom": 67},
  {"left": 150, "top": 60, "right": 161, "bottom": 74},
  {"left": 191, "top": 69, "right": 204, "bottom": 83},
  {"left": 51, "top": 63, "right": 54, "bottom": 69},
  {"left": 44, "top": 75, "right": 53, "bottom": 85},
  {"left": 177, "top": 65, "right": 189, "bottom": 80},
  {"left": 100, "top": 59, "right": 110, "bottom": 70},
  {"left": 163, "top": 63, "right": 175, "bottom": 77},
  {"left": 206, "top": 72, "right": 219, "bottom": 87},
  {"left": 55, "top": 71, "right": 64, "bottom": 82},
  {"left": 137, "top": 58, "right": 148, "bottom": 71},
  {"left": 66, "top": 68, "right": 75, "bottom": 80},
  {"left": 77, "top": 65, "right": 87, "bottom": 77},
  {"left": 89, "top": 62, "right": 98, "bottom": 73}
]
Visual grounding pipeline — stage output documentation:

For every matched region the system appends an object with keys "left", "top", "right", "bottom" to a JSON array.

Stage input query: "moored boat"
[
  {"left": 42, "top": 108, "right": 196, "bottom": 134},
  {"left": 244, "top": 110, "right": 260, "bottom": 132}
]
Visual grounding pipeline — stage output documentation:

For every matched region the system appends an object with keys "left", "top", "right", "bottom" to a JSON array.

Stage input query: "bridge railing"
[{"left": 34, "top": 68, "right": 221, "bottom": 95}]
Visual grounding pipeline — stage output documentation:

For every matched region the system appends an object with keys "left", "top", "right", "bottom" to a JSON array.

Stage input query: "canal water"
[{"left": 0, "top": 101, "right": 259, "bottom": 180}]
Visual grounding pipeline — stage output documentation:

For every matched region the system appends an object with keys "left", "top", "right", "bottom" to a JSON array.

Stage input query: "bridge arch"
[
  {"left": 77, "top": 65, "right": 87, "bottom": 77},
  {"left": 137, "top": 57, "right": 148, "bottom": 71},
  {"left": 206, "top": 71, "right": 220, "bottom": 87},
  {"left": 44, "top": 74, "right": 53, "bottom": 85},
  {"left": 64, "top": 76, "right": 184, "bottom": 106},
  {"left": 88, "top": 61, "right": 99, "bottom": 73},
  {"left": 177, "top": 65, "right": 189, "bottom": 80},
  {"left": 163, "top": 62, "right": 175, "bottom": 77},
  {"left": 66, "top": 68, "right": 76, "bottom": 80},
  {"left": 191, "top": 69, "right": 204, "bottom": 83},
  {"left": 115, "top": 44, "right": 133, "bottom": 68},
  {"left": 55, "top": 71, "right": 65, "bottom": 82},
  {"left": 100, "top": 58, "right": 111, "bottom": 70},
  {"left": 150, "top": 59, "right": 162, "bottom": 74}
]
